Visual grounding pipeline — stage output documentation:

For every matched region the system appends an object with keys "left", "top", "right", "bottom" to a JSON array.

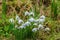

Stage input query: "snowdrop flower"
[
  {"left": 16, "top": 15, "right": 20, "bottom": 21},
  {"left": 40, "top": 15, "right": 45, "bottom": 19},
  {"left": 44, "top": 27, "right": 50, "bottom": 31},
  {"left": 39, "top": 18, "right": 45, "bottom": 23},
  {"left": 38, "top": 15, "right": 45, "bottom": 23},
  {"left": 22, "top": 21, "right": 31, "bottom": 27},
  {"left": 29, "top": 12, "right": 34, "bottom": 16},
  {"left": 9, "top": 18, "right": 14, "bottom": 23},
  {"left": 35, "top": 18, "right": 45, "bottom": 23},
  {"left": 25, "top": 11, "right": 30, "bottom": 16},
  {"left": 17, "top": 21, "right": 31, "bottom": 29},
  {"left": 38, "top": 24, "right": 44, "bottom": 30},
  {"left": 18, "top": 19, "right": 24, "bottom": 24},
  {"left": 32, "top": 28, "right": 38, "bottom": 32},
  {"left": 18, "top": 25, "right": 25, "bottom": 29},
  {"left": 28, "top": 17, "right": 35, "bottom": 22}
]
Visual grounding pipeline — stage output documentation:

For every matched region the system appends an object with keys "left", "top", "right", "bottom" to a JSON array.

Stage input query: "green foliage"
[
  {"left": 2, "top": 0, "right": 7, "bottom": 19},
  {"left": 33, "top": 5, "right": 40, "bottom": 19},
  {"left": 51, "top": 0, "right": 58, "bottom": 20},
  {"left": 4, "top": 26, "right": 9, "bottom": 32},
  {"left": 9, "top": 23, "right": 14, "bottom": 31},
  {"left": 0, "top": 19, "right": 14, "bottom": 38},
  {"left": 0, "top": 0, "right": 60, "bottom": 40},
  {"left": 13, "top": 26, "right": 33, "bottom": 40}
]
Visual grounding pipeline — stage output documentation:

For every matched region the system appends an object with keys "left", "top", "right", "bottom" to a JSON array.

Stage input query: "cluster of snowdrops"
[
  {"left": 8, "top": 11, "right": 51, "bottom": 40},
  {"left": 9, "top": 11, "right": 50, "bottom": 32}
]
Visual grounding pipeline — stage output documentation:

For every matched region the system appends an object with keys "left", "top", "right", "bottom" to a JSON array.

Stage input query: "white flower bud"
[
  {"left": 16, "top": 15, "right": 20, "bottom": 21},
  {"left": 38, "top": 24, "right": 44, "bottom": 30},
  {"left": 40, "top": 15, "right": 45, "bottom": 19},
  {"left": 29, "top": 12, "right": 34, "bottom": 16},
  {"left": 9, "top": 18, "right": 14, "bottom": 23},
  {"left": 18, "top": 26, "right": 26, "bottom": 29},
  {"left": 28, "top": 17, "right": 35, "bottom": 22},
  {"left": 32, "top": 28, "right": 38, "bottom": 32},
  {"left": 18, "top": 19, "right": 24, "bottom": 24},
  {"left": 45, "top": 27, "right": 50, "bottom": 31},
  {"left": 25, "top": 11, "right": 30, "bottom": 16},
  {"left": 23, "top": 21, "right": 31, "bottom": 27}
]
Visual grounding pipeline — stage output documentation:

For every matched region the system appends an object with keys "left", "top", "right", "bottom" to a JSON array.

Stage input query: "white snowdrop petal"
[
  {"left": 19, "top": 26, "right": 25, "bottom": 29},
  {"left": 30, "top": 12, "right": 34, "bottom": 16},
  {"left": 22, "top": 21, "right": 31, "bottom": 27},
  {"left": 18, "top": 21, "right": 31, "bottom": 29},
  {"left": 38, "top": 24, "right": 44, "bottom": 30},
  {"left": 40, "top": 15, "right": 45, "bottom": 19},
  {"left": 39, "top": 19, "right": 45, "bottom": 23},
  {"left": 32, "top": 28, "right": 38, "bottom": 32},
  {"left": 9, "top": 18, "right": 14, "bottom": 23},
  {"left": 25, "top": 11, "right": 30, "bottom": 16},
  {"left": 45, "top": 27, "right": 50, "bottom": 31},
  {"left": 28, "top": 17, "right": 35, "bottom": 22},
  {"left": 16, "top": 15, "right": 20, "bottom": 20},
  {"left": 18, "top": 19, "right": 24, "bottom": 24},
  {"left": 35, "top": 19, "right": 45, "bottom": 24}
]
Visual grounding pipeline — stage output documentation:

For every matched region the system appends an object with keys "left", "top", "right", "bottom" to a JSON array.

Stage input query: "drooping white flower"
[
  {"left": 39, "top": 18, "right": 45, "bottom": 23},
  {"left": 29, "top": 12, "right": 34, "bottom": 16},
  {"left": 17, "top": 21, "right": 31, "bottom": 29},
  {"left": 25, "top": 11, "right": 30, "bottom": 16},
  {"left": 35, "top": 18, "right": 45, "bottom": 23},
  {"left": 38, "top": 24, "right": 44, "bottom": 30},
  {"left": 44, "top": 27, "right": 50, "bottom": 31},
  {"left": 9, "top": 18, "right": 14, "bottom": 23},
  {"left": 32, "top": 28, "right": 38, "bottom": 32},
  {"left": 18, "top": 25, "right": 26, "bottom": 29},
  {"left": 18, "top": 19, "right": 24, "bottom": 24},
  {"left": 37, "top": 15, "right": 45, "bottom": 23},
  {"left": 22, "top": 21, "right": 31, "bottom": 27},
  {"left": 16, "top": 15, "right": 20, "bottom": 21},
  {"left": 28, "top": 17, "right": 35, "bottom": 22},
  {"left": 40, "top": 15, "right": 45, "bottom": 19}
]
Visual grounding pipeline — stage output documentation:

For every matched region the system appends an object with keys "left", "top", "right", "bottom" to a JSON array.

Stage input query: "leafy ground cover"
[{"left": 0, "top": 0, "right": 60, "bottom": 40}]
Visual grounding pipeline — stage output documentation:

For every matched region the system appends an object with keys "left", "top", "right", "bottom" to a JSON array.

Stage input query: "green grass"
[
  {"left": 51, "top": 0, "right": 58, "bottom": 20},
  {"left": 2, "top": 0, "right": 7, "bottom": 19}
]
